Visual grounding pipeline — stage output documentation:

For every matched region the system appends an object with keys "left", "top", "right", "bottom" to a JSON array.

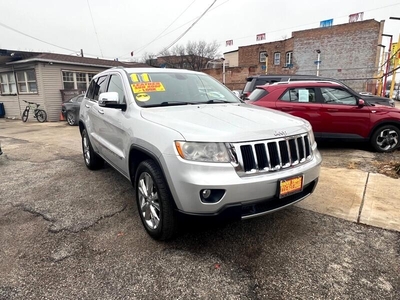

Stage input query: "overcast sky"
[{"left": 1, "top": 0, "right": 399, "bottom": 61}]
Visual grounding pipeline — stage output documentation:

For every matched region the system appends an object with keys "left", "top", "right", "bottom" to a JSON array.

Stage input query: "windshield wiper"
[
  {"left": 142, "top": 101, "right": 196, "bottom": 107},
  {"left": 204, "top": 99, "right": 232, "bottom": 104}
]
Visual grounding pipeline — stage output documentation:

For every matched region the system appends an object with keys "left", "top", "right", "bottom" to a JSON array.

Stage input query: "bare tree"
[{"left": 158, "top": 40, "right": 220, "bottom": 71}]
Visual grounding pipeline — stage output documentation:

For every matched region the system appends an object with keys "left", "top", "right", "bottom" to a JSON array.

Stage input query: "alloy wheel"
[
  {"left": 138, "top": 172, "right": 161, "bottom": 230},
  {"left": 83, "top": 134, "right": 91, "bottom": 165},
  {"left": 376, "top": 129, "right": 399, "bottom": 151}
]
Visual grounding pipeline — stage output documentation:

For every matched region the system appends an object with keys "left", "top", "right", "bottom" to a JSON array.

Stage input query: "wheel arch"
[
  {"left": 128, "top": 145, "right": 178, "bottom": 209},
  {"left": 369, "top": 120, "right": 400, "bottom": 139},
  {"left": 129, "top": 145, "right": 167, "bottom": 186}
]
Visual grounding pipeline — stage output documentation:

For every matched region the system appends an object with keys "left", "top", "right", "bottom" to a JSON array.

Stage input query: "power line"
[
  {"left": 158, "top": 0, "right": 217, "bottom": 55},
  {"left": 122, "top": 0, "right": 197, "bottom": 58},
  {"left": 0, "top": 21, "right": 78, "bottom": 53},
  {"left": 86, "top": 0, "right": 104, "bottom": 58},
  {"left": 119, "top": 0, "right": 230, "bottom": 59},
  {"left": 221, "top": 2, "right": 400, "bottom": 47}
]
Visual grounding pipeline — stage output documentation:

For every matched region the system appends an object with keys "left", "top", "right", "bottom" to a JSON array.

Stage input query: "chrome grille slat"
[{"left": 232, "top": 134, "right": 313, "bottom": 177}]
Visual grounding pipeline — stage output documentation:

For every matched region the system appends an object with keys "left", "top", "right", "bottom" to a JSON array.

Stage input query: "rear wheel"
[
  {"left": 22, "top": 109, "right": 29, "bottom": 122},
  {"left": 81, "top": 129, "right": 104, "bottom": 170},
  {"left": 66, "top": 111, "right": 76, "bottom": 126},
  {"left": 36, "top": 110, "right": 47, "bottom": 123},
  {"left": 135, "top": 159, "right": 177, "bottom": 240},
  {"left": 371, "top": 125, "right": 400, "bottom": 152}
]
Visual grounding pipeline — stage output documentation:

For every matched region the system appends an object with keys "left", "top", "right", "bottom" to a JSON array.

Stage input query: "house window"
[
  {"left": 62, "top": 71, "right": 97, "bottom": 91},
  {"left": 259, "top": 51, "right": 267, "bottom": 63},
  {"left": 274, "top": 52, "right": 281, "bottom": 65},
  {"left": 285, "top": 51, "right": 293, "bottom": 67},
  {"left": 76, "top": 73, "right": 87, "bottom": 91},
  {"left": 16, "top": 70, "right": 37, "bottom": 93},
  {"left": 0, "top": 72, "right": 17, "bottom": 95},
  {"left": 63, "top": 72, "right": 75, "bottom": 90}
]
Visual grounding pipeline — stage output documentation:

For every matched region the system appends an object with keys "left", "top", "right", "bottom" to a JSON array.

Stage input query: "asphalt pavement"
[{"left": 0, "top": 119, "right": 399, "bottom": 299}]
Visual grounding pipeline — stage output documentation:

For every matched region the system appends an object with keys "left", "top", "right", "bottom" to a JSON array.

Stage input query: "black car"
[
  {"left": 61, "top": 94, "right": 84, "bottom": 126},
  {"left": 241, "top": 74, "right": 395, "bottom": 107},
  {"left": 0, "top": 141, "right": 2, "bottom": 155}
]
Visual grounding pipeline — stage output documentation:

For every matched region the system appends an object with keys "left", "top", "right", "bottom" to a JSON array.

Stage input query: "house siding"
[
  {"left": 41, "top": 63, "right": 106, "bottom": 121},
  {"left": 0, "top": 63, "right": 45, "bottom": 120}
]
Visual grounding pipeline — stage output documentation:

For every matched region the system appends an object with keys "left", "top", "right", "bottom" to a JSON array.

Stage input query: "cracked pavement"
[{"left": 0, "top": 120, "right": 399, "bottom": 299}]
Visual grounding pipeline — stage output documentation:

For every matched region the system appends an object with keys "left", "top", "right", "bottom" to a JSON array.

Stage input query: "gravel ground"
[{"left": 0, "top": 121, "right": 399, "bottom": 299}]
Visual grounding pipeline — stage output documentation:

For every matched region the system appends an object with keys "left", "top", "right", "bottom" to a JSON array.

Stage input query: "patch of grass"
[
  {"left": 372, "top": 160, "right": 400, "bottom": 179},
  {"left": 347, "top": 161, "right": 360, "bottom": 169}
]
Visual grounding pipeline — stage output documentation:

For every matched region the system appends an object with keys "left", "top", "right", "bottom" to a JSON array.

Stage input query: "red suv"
[{"left": 246, "top": 81, "right": 400, "bottom": 152}]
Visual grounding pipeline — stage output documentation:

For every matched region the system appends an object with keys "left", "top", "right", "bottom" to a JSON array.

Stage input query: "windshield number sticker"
[{"left": 131, "top": 82, "right": 165, "bottom": 93}]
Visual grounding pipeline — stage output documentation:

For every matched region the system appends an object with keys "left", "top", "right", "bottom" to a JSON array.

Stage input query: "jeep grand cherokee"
[{"left": 79, "top": 68, "right": 321, "bottom": 240}]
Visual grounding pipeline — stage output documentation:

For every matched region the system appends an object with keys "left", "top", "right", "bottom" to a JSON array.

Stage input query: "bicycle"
[{"left": 21, "top": 100, "right": 47, "bottom": 123}]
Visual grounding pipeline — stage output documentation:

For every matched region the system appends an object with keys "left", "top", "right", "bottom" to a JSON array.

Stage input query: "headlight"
[{"left": 175, "top": 141, "right": 230, "bottom": 162}]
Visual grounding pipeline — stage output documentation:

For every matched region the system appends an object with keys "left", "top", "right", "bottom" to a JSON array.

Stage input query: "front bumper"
[{"left": 163, "top": 148, "right": 322, "bottom": 218}]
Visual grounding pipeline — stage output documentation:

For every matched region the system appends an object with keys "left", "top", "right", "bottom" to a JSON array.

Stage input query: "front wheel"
[
  {"left": 135, "top": 160, "right": 177, "bottom": 240},
  {"left": 36, "top": 110, "right": 47, "bottom": 123},
  {"left": 81, "top": 129, "right": 104, "bottom": 170},
  {"left": 371, "top": 125, "right": 400, "bottom": 152},
  {"left": 22, "top": 109, "right": 29, "bottom": 122}
]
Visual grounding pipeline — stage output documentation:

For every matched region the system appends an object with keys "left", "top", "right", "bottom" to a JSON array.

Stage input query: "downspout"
[{"left": 12, "top": 65, "right": 22, "bottom": 116}]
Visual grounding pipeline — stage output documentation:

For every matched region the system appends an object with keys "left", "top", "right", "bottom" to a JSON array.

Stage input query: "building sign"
[
  {"left": 391, "top": 43, "right": 400, "bottom": 65},
  {"left": 320, "top": 19, "right": 333, "bottom": 27},
  {"left": 226, "top": 40, "right": 233, "bottom": 46},
  {"left": 349, "top": 12, "right": 364, "bottom": 23},
  {"left": 256, "top": 33, "right": 266, "bottom": 41}
]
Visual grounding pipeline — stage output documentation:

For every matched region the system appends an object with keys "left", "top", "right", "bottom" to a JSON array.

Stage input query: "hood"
[
  {"left": 140, "top": 103, "right": 309, "bottom": 142},
  {"left": 360, "top": 94, "right": 389, "bottom": 101}
]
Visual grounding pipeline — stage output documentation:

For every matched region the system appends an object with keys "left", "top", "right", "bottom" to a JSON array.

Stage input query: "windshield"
[{"left": 129, "top": 72, "right": 241, "bottom": 107}]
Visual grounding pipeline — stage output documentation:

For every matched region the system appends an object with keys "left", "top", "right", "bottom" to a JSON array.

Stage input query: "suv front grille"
[{"left": 231, "top": 134, "right": 312, "bottom": 176}]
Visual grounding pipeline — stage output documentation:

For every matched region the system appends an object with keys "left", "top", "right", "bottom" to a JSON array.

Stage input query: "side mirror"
[
  {"left": 358, "top": 99, "right": 365, "bottom": 107},
  {"left": 98, "top": 92, "right": 126, "bottom": 110}
]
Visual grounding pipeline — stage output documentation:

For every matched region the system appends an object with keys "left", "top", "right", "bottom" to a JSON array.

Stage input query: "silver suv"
[{"left": 79, "top": 67, "right": 321, "bottom": 240}]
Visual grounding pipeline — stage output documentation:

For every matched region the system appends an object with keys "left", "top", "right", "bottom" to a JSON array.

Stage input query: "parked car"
[
  {"left": 241, "top": 74, "right": 395, "bottom": 107},
  {"left": 79, "top": 67, "right": 321, "bottom": 240},
  {"left": 61, "top": 94, "right": 84, "bottom": 126},
  {"left": 0, "top": 141, "right": 2, "bottom": 155},
  {"left": 246, "top": 81, "right": 400, "bottom": 152}
]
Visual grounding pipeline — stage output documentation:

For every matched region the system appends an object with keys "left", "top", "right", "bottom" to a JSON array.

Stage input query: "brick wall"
[
  {"left": 204, "top": 19, "right": 384, "bottom": 92},
  {"left": 292, "top": 19, "right": 384, "bottom": 91}
]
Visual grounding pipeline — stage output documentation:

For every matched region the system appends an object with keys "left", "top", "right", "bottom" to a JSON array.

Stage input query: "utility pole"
[
  {"left": 316, "top": 50, "right": 321, "bottom": 76},
  {"left": 382, "top": 34, "right": 393, "bottom": 97},
  {"left": 221, "top": 58, "right": 226, "bottom": 85},
  {"left": 389, "top": 35, "right": 400, "bottom": 99}
]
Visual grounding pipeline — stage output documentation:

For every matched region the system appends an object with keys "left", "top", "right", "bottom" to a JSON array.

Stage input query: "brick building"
[{"left": 203, "top": 19, "right": 384, "bottom": 92}]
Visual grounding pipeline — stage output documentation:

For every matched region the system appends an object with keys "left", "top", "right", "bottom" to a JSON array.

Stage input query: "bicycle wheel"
[
  {"left": 36, "top": 110, "right": 47, "bottom": 123},
  {"left": 22, "top": 109, "right": 29, "bottom": 122}
]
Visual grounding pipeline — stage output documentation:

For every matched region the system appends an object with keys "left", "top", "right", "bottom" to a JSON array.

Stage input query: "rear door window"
[
  {"left": 280, "top": 88, "right": 317, "bottom": 103},
  {"left": 247, "top": 88, "right": 268, "bottom": 101}
]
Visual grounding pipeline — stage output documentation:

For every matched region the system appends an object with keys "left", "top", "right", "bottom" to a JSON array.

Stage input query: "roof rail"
[{"left": 270, "top": 80, "right": 341, "bottom": 86}]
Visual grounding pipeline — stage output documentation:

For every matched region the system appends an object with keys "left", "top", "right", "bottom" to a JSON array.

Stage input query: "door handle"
[
  {"left": 85, "top": 104, "right": 90, "bottom": 108},
  {"left": 97, "top": 109, "right": 104, "bottom": 114},
  {"left": 281, "top": 107, "right": 291, "bottom": 111},
  {"left": 327, "top": 108, "right": 338, "bottom": 112}
]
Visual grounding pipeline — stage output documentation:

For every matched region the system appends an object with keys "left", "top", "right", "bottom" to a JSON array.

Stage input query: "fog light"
[
  {"left": 202, "top": 189, "right": 211, "bottom": 199},
  {"left": 199, "top": 189, "right": 225, "bottom": 204}
]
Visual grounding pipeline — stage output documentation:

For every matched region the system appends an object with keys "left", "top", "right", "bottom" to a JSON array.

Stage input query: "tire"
[
  {"left": 22, "top": 109, "right": 29, "bottom": 122},
  {"left": 81, "top": 129, "right": 104, "bottom": 170},
  {"left": 135, "top": 159, "right": 177, "bottom": 240},
  {"left": 66, "top": 111, "right": 76, "bottom": 126},
  {"left": 371, "top": 125, "right": 400, "bottom": 153},
  {"left": 36, "top": 110, "right": 47, "bottom": 123}
]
